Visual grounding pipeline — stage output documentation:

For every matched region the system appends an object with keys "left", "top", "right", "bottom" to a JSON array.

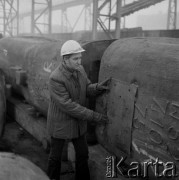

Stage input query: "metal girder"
[
  {"left": 167, "top": 0, "right": 177, "bottom": 29},
  {"left": 0, "top": 0, "right": 19, "bottom": 36},
  {"left": 60, "top": 1, "right": 92, "bottom": 33},
  {"left": 0, "top": 0, "right": 169, "bottom": 37},
  {"left": 31, "top": 0, "right": 52, "bottom": 34},
  {"left": 122, "top": 0, "right": 126, "bottom": 28},
  {"left": 71, "top": 6, "right": 85, "bottom": 32},
  {"left": 20, "top": 0, "right": 93, "bottom": 19},
  {"left": 20, "top": 0, "right": 165, "bottom": 20},
  {"left": 111, "top": 0, "right": 165, "bottom": 18},
  {"left": 84, "top": 2, "right": 92, "bottom": 31},
  {"left": 92, "top": 0, "right": 97, "bottom": 40},
  {"left": 61, "top": 8, "right": 72, "bottom": 33},
  {"left": 115, "top": 0, "right": 122, "bottom": 39},
  {"left": 92, "top": 0, "right": 122, "bottom": 40},
  {"left": 92, "top": 0, "right": 166, "bottom": 40}
]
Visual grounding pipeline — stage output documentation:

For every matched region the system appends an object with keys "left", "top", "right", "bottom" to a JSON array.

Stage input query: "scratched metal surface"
[
  {"left": 0, "top": 37, "right": 113, "bottom": 116},
  {"left": 0, "top": 37, "right": 63, "bottom": 115},
  {"left": 0, "top": 152, "right": 49, "bottom": 180},
  {"left": 96, "top": 37, "right": 179, "bottom": 168},
  {"left": 96, "top": 78, "right": 137, "bottom": 156}
]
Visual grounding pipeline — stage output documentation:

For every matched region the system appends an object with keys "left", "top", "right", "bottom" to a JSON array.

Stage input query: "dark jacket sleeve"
[
  {"left": 86, "top": 78, "right": 99, "bottom": 97},
  {"left": 49, "top": 77, "right": 94, "bottom": 121}
]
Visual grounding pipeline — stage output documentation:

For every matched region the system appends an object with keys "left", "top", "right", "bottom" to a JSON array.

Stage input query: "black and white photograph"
[{"left": 0, "top": 0, "right": 178, "bottom": 180}]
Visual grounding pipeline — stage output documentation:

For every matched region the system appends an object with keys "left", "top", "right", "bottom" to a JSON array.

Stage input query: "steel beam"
[
  {"left": 72, "top": 6, "right": 85, "bottom": 32},
  {"left": 167, "top": 0, "right": 177, "bottom": 29},
  {"left": 92, "top": 0, "right": 98, "bottom": 40},
  {"left": 48, "top": 0, "right": 52, "bottom": 34},
  {"left": 115, "top": 0, "right": 122, "bottom": 39},
  {"left": 31, "top": 0, "right": 52, "bottom": 34},
  {"left": 0, "top": 0, "right": 167, "bottom": 37},
  {"left": 16, "top": 0, "right": 19, "bottom": 34},
  {"left": 84, "top": 2, "right": 92, "bottom": 30},
  {"left": 122, "top": 0, "right": 126, "bottom": 28},
  {"left": 0, "top": 0, "right": 19, "bottom": 36},
  {"left": 112, "top": 0, "right": 165, "bottom": 17},
  {"left": 61, "top": 8, "right": 72, "bottom": 33},
  {"left": 31, "top": 0, "right": 35, "bottom": 34},
  {"left": 20, "top": 0, "right": 93, "bottom": 19},
  {"left": 93, "top": 0, "right": 118, "bottom": 40}
]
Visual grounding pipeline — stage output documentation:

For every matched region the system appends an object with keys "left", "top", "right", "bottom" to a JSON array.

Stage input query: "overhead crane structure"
[
  {"left": 0, "top": 0, "right": 177, "bottom": 38},
  {"left": 92, "top": 0, "right": 166, "bottom": 39},
  {"left": 0, "top": 0, "right": 19, "bottom": 36},
  {"left": 31, "top": 0, "right": 52, "bottom": 34}
]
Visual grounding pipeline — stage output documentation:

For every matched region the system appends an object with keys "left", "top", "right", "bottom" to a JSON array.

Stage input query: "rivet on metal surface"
[
  {"left": 149, "top": 118, "right": 164, "bottom": 128},
  {"left": 168, "top": 127, "right": 178, "bottom": 140},
  {"left": 149, "top": 129, "right": 163, "bottom": 145}
]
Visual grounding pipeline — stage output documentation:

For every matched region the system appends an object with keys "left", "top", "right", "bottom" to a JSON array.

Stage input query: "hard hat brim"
[{"left": 61, "top": 48, "right": 85, "bottom": 56}]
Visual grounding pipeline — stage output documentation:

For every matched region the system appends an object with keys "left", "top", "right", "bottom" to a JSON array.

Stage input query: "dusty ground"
[{"left": 0, "top": 120, "right": 74, "bottom": 180}]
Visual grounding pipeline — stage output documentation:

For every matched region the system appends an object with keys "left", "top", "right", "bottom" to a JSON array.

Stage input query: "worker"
[{"left": 47, "top": 40, "right": 110, "bottom": 180}]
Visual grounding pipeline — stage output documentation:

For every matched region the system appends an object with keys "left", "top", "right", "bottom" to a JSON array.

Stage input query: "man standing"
[{"left": 47, "top": 40, "right": 109, "bottom": 180}]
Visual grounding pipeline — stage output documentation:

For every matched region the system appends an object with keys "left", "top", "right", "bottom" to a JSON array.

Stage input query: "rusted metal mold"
[
  {"left": 96, "top": 37, "right": 179, "bottom": 168},
  {"left": 0, "top": 37, "right": 114, "bottom": 116},
  {"left": 0, "top": 152, "right": 49, "bottom": 180},
  {"left": 0, "top": 37, "right": 64, "bottom": 116}
]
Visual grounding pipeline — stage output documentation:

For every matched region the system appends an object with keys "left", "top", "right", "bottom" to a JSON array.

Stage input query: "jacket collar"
[{"left": 59, "top": 62, "right": 74, "bottom": 80}]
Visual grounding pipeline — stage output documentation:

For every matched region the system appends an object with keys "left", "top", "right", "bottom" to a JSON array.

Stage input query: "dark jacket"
[{"left": 47, "top": 63, "right": 98, "bottom": 139}]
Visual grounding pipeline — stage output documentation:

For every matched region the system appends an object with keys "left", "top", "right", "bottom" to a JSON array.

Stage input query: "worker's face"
[{"left": 65, "top": 53, "right": 82, "bottom": 71}]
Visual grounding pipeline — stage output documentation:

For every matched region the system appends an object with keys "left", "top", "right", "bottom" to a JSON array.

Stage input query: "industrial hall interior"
[{"left": 0, "top": 0, "right": 179, "bottom": 180}]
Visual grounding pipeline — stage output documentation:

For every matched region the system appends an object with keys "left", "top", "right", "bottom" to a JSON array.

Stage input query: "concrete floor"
[
  {"left": 1, "top": 121, "right": 74, "bottom": 180},
  {"left": 0, "top": 121, "right": 130, "bottom": 180},
  {"left": 1, "top": 121, "right": 173, "bottom": 180}
]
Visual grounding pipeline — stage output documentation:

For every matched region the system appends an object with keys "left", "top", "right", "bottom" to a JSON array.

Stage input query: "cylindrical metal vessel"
[
  {"left": 96, "top": 37, "right": 179, "bottom": 168},
  {"left": 0, "top": 37, "right": 113, "bottom": 116},
  {"left": 0, "top": 152, "right": 49, "bottom": 180},
  {"left": 0, "top": 37, "right": 64, "bottom": 115}
]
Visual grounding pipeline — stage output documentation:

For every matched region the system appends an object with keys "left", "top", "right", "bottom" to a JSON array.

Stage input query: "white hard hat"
[{"left": 61, "top": 40, "right": 85, "bottom": 56}]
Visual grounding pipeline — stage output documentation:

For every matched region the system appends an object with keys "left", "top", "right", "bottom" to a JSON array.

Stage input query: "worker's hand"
[
  {"left": 96, "top": 78, "right": 111, "bottom": 91},
  {"left": 93, "top": 112, "right": 109, "bottom": 124}
]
